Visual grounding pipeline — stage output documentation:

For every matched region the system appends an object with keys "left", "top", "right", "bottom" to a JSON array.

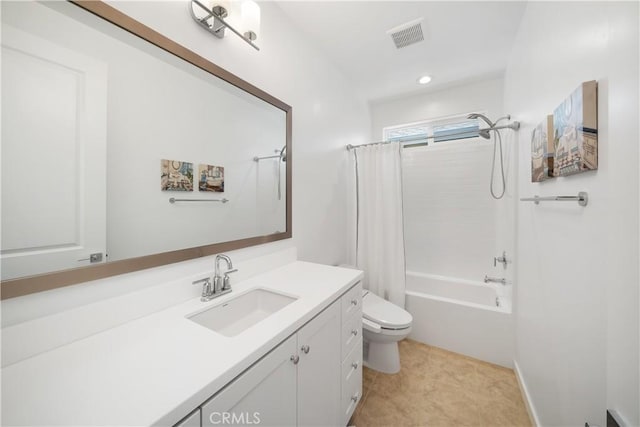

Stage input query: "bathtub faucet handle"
[{"left": 494, "top": 251, "right": 508, "bottom": 269}]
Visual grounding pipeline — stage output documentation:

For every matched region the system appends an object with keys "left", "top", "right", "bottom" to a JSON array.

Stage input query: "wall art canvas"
[
  {"left": 161, "top": 159, "right": 193, "bottom": 191},
  {"left": 198, "top": 164, "right": 224, "bottom": 192},
  {"left": 531, "top": 115, "right": 555, "bottom": 182},
  {"left": 553, "top": 80, "right": 598, "bottom": 176}
]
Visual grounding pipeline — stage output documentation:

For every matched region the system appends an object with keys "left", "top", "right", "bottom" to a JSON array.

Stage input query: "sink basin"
[{"left": 187, "top": 288, "right": 297, "bottom": 337}]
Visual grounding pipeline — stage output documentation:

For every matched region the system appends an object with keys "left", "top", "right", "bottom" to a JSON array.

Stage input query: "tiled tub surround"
[
  {"left": 1, "top": 262, "right": 363, "bottom": 426},
  {"left": 351, "top": 339, "right": 531, "bottom": 427}
]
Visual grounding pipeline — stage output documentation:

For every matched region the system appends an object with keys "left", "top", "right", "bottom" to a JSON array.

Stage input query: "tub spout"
[{"left": 484, "top": 275, "right": 506, "bottom": 285}]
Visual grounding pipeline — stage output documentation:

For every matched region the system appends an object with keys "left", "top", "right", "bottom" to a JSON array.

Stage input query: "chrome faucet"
[
  {"left": 213, "top": 254, "right": 237, "bottom": 294},
  {"left": 484, "top": 275, "right": 506, "bottom": 285},
  {"left": 192, "top": 253, "right": 237, "bottom": 302}
]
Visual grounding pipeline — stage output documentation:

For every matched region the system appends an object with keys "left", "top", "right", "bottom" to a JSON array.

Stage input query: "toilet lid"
[{"left": 362, "top": 291, "right": 413, "bottom": 329}]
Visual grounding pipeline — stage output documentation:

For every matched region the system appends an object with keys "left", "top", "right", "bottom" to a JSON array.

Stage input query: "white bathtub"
[{"left": 405, "top": 271, "right": 514, "bottom": 367}]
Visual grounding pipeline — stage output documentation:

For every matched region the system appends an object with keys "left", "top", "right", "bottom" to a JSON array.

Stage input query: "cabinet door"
[
  {"left": 297, "top": 301, "right": 341, "bottom": 426},
  {"left": 201, "top": 335, "right": 297, "bottom": 427}
]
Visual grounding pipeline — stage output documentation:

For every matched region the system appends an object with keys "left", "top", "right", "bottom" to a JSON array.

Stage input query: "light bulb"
[{"left": 418, "top": 75, "right": 432, "bottom": 85}]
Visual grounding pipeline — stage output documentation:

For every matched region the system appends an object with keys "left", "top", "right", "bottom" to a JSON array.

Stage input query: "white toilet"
[
  {"left": 339, "top": 264, "right": 413, "bottom": 374},
  {"left": 362, "top": 289, "right": 413, "bottom": 374}
]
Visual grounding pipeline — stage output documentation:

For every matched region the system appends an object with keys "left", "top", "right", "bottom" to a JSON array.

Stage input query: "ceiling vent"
[{"left": 387, "top": 18, "right": 425, "bottom": 49}]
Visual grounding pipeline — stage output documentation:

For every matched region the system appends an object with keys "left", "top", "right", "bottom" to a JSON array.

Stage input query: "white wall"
[
  {"left": 504, "top": 2, "right": 639, "bottom": 426},
  {"left": 2, "top": 2, "right": 369, "bottom": 327}
]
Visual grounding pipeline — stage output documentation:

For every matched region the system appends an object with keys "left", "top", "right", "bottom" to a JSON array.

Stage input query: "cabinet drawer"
[
  {"left": 341, "top": 282, "right": 362, "bottom": 321},
  {"left": 341, "top": 338, "right": 362, "bottom": 390},
  {"left": 340, "top": 345, "right": 362, "bottom": 427},
  {"left": 341, "top": 310, "right": 362, "bottom": 361}
]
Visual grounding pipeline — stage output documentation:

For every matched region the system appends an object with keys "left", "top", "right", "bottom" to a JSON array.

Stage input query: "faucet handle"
[
  {"left": 192, "top": 277, "right": 213, "bottom": 301},
  {"left": 222, "top": 268, "right": 238, "bottom": 291}
]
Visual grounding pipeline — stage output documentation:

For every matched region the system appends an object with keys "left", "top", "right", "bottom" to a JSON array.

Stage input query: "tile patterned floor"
[{"left": 350, "top": 339, "right": 531, "bottom": 427}]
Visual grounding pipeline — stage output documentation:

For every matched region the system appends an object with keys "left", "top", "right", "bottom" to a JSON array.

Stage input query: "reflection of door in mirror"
[{"left": 1, "top": 25, "right": 107, "bottom": 280}]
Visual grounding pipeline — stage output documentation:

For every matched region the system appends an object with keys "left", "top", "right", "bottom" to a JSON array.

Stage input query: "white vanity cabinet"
[
  {"left": 201, "top": 299, "right": 342, "bottom": 427},
  {"left": 1, "top": 261, "right": 364, "bottom": 427},
  {"left": 339, "top": 281, "right": 363, "bottom": 425},
  {"left": 201, "top": 334, "right": 298, "bottom": 426}
]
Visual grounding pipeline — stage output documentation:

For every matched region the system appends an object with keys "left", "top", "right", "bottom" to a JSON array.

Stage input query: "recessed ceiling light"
[{"left": 418, "top": 75, "right": 432, "bottom": 85}]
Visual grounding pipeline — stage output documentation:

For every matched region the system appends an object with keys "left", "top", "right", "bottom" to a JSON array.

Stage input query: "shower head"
[{"left": 467, "top": 113, "right": 494, "bottom": 127}]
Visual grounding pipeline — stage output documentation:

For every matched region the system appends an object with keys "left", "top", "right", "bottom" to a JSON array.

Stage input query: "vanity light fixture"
[
  {"left": 418, "top": 75, "right": 432, "bottom": 85},
  {"left": 190, "top": 0, "right": 261, "bottom": 51}
]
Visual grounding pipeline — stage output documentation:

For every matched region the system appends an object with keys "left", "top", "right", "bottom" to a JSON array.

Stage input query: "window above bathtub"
[{"left": 383, "top": 113, "right": 481, "bottom": 147}]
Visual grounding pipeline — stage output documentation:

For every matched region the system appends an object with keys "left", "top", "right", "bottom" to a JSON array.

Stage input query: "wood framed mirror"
[{"left": 1, "top": 1, "right": 292, "bottom": 299}]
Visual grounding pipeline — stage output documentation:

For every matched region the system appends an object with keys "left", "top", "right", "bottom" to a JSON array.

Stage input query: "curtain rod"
[
  {"left": 345, "top": 123, "right": 519, "bottom": 151},
  {"left": 346, "top": 140, "right": 421, "bottom": 151}
]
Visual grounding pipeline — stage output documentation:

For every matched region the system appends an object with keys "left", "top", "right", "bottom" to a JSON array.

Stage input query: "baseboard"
[{"left": 514, "top": 360, "right": 541, "bottom": 427}]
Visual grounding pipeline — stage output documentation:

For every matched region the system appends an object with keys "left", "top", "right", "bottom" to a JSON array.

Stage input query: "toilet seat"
[{"left": 362, "top": 290, "right": 412, "bottom": 330}]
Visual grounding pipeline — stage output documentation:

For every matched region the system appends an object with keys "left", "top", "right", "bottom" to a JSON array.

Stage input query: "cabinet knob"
[
  {"left": 351, "top": 329, "right": 359, "bottom": 336},
  {"left": 351, "top": 393, "right": 359, "bottom": 403},
  {"left": 351, "top": 362, "right": 359, "bottom": 370},
  {"left": 350, "top": 299, "right": 358, "bottom": 306},
  {"left": 301, "top": 345, "right": 310, "bottom": 354},
  {"left": 290, "top": 355, "right": 299, "bottom": 365}
]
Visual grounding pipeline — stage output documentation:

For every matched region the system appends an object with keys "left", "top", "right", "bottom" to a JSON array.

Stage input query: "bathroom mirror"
[{"left": 0, "top": 1, "right": 292, "bottom": 298}]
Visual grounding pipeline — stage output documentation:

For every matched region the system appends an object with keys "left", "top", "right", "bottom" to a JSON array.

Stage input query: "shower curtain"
[{"left": 347, "top": 142, "right": 406, "bottom": 308}]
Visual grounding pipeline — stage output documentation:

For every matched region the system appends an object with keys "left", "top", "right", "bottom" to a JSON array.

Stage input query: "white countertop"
[{"left": 2, "top": 261, "right": 362, "bottom": 426}]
